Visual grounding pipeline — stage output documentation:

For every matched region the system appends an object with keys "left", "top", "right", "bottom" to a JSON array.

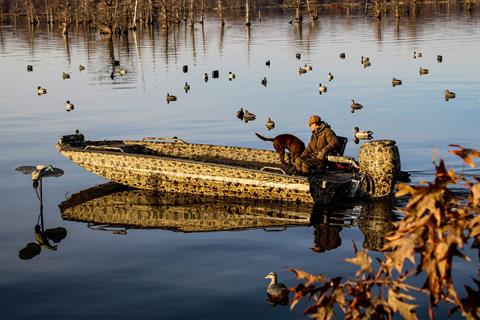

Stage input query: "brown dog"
[{"left": 255, "top": 133, "right": 305, "bottom": 165}]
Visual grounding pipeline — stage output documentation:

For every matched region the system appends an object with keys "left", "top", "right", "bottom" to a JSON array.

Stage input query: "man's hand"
[{"left": 317, "top": 150, "right": 326, "bottom": 159}]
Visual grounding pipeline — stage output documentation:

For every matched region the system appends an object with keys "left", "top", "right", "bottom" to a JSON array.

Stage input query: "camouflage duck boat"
[
  {"left": 56, "top": 133, "right": 403, "bottom": 204},
  {"left": 59, "top": 183, "right": 312, "bottom": 233}
]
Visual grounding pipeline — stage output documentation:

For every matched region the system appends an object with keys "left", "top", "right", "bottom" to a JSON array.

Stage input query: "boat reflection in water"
[
  {"left": 59, "top": 183, "right": 313, "bottom": 233},
  {"left": 59, "top": 183, "right": 400, "bottom": 251},
  {"left": 311, "top": 200, "right": 401, "bottom": 253}
]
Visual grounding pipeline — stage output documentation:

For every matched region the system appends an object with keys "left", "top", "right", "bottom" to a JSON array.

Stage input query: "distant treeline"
[{"left": 0, "top": 0, "right": 474, "bottom": 33}]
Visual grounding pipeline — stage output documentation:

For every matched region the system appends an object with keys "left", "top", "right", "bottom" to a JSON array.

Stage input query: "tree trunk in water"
[
  {"left": 295, "top": 0, "right": 303, "bottom": 22},
  {"left": 131, "top": 0, "right": 138, "bottom": 29},
  {"left": 217, "top": 0, "right": 225, "bottom": 25},
  {"left": 189, "top": 0, "right": 194, "bottom": 28},
  {"left": 245, "top": 0, "right": 250, "bottom": 26},
  {"left": 199, "top": 0, "right": 204, "bottom": 24}
]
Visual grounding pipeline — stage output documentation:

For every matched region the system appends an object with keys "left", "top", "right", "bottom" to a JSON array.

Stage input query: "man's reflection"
[{"left": 309, "top": 205, "right": 342, "bottom": 253}]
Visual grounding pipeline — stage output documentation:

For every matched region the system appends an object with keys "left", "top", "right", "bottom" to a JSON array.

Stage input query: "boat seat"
[{"left": 335, "top": 136, "right": 348, "bottom": 156}]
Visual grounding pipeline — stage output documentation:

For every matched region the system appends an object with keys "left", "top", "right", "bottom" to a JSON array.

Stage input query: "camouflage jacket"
[{"left": 303, "top": 122, "right": 340, "bottom": 159}]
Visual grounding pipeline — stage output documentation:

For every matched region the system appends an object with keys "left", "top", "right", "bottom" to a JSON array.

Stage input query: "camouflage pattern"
[
  {"left": 358, "top": 140, "right": 401, "bottom": 198},
  {"left": 59, "top": 183, "right": 312, "bottom": 232},
  {"left": 56, "top": 138, "right": 356, "bottom": 204}
]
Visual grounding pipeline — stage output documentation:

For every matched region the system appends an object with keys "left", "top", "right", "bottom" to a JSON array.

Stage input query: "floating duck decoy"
[
  {"left": 236, "top": 108, "right": 244, "bottom": 120},
  {"left": 298, "top": 67, "right": 307, "bottom": 75},
  {"left": 204, "top": 73, "right": 209, "bottom": 82},
  {"left": 166, "top": 93, "right": 177, "bottom": 103},
  {"left": 419, "top": 67, "right": 429, "bottom": 75},
  {"left": 119, "top": 68, "right": 127, "bottom": 76},
  {"left": 265, "top": 60, "right": 271, "bottom": 67},
  {"left": 296, "top": 53, "right": 301, "bottom": 59},
  {"left": 62, "top": 72, "right": 71, "bottom": 79},
  {"left": 65, "top": 100, "right": 74, "bottom": 112},
  {"left": 79, "top": 64, "right": 85, "bottom": 71},
  {"left": 37, "top": 86, "right": 47, "bottom": 95},
  {"left": 182, "top": 65, "right": 188, "bottom": 73},
  {"left": 444, "top": 89, "right": 456, "bottom": 99},
  {"left": 392, "top": 78, "right": 402, "bottom": 86},
  {"left": 265, "top": 118, "right": 275, "bottom": 130},
  {"left": 110, "top": 71, "right": 115, "bottom": 80},
  {"left": 318, "top": 83, "right": 327, "bottom": 94},
  {"left": 413, "top": 51, "right": 422, "bottom": 59},
  {"left": 243, "top": 110, "right": 256, "bottom": 120},
  {"left": 261, "top": 77, "right": 267, "bottom": 87},
  {"left": 350, "top": 99, "right": 363, "bottom": 113},
  {"left": 264, "top": 272, "right": 288, "bottom": 301},
  {"left": 184, "top": 82, "right": 190, "bottom": 93},
  {"left": 437, "top": 55, "right": 443, "bottom": 63},
  {"left": 339, "top": 53, "right": 346, "bottom": 59},
  {"left": 327, "top": 72, "right": 334, "bottom": 81},
  {"left": 353, "top": 127, "right": 374, "bottom": 140},
  {"left": 114, "top": 60, "right": 120, "bottom": 66},
  {"left": 27, "top": 65, "right": 33, "bottom": 72},
  {"left": 228, "top": 71, "right": 236, "bottom": 81},
  {"left": 212, "top": 70, "right": 219, "bottom": 78}
]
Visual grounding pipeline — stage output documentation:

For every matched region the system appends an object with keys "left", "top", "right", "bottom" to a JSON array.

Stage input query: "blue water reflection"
[{"left": 1, "top": 6, "right": 479, "bottom": 319}]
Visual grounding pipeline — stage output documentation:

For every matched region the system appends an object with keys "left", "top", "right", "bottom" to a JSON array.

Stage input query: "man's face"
[{"left": 309, "top": 123, "right": 318, "bottom": 132}]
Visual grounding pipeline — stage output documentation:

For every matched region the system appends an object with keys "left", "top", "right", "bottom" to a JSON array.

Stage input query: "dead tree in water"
[
  {"left": 306, "top": 0, "right": 318, "bottom": 21},
  {"left": 217, "top": 0, "right": 225, "bottom": 25},
  {"left": 199, "top": 0, "right": 205, "bottom": 24},
  {"left": 295, "top": 0, "right": 303, "bottom": 22},
  {"left": 26, "top": 0, "right": 40, "bottom": 24},
  {"left": 244, "top": 0, "right": 250, "bottom": 26},
  {"left": 189, "top": 0, "right": 194, "bottom": 28}
]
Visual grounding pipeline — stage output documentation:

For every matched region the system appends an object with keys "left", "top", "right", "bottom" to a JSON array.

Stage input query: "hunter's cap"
[{"left": 307, "top": 115, "right": 321, "bottom": 125}]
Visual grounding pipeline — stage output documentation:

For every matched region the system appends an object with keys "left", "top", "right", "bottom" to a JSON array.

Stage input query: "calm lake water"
[{"left": 1, "top": 5, "right": 479, "bottom": 319}]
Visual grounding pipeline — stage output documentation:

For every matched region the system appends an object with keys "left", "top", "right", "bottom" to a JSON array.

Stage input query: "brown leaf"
[
  {"left": 470, "top": 184, "right": 480, "bottom": 208},
  {"left": 387, "top": 289, "right": 418, "bottom": 320},
  {"left": 345, "top": 248, "right": 372, "bottom": 276},
  {"left": 449, "top": 145, "right": 480, "bottom": 168}
]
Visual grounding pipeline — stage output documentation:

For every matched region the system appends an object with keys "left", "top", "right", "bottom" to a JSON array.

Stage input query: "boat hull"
[{"left": 57, "top": 138, "right": 356, "bottom": 204}]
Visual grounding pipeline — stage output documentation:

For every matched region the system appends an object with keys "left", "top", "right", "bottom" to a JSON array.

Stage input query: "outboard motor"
[{"left": 358, "top": 140, "right": 401, "bottom": 198}]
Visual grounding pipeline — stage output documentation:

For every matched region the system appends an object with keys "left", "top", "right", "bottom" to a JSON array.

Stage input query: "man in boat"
[{"left": 295, "top": 115, "right": 340, "bottom": 175}]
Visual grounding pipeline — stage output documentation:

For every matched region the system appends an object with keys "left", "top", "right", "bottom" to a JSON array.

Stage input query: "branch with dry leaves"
[{"left": 289, "top": 145, "right": 480, "bottom": 320}]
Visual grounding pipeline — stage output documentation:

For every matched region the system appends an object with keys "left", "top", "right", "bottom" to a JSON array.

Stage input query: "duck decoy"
[
  {"left": 37, "top": 86, "right": 47, "bottom": 95},
  {"left": 114, "top": 60, "right": 120, "bottom": 66},
  {"left": 228, "top": 71, "right": 236, "bottom": 81},
  {"left": 184, "top": 82, "right": 190, "bottom": 93},
  {"left": 261, "top": 77, "right": 267, "bottom": 87},
  {"left": 298, "top": 67, "right": 307, "bottom": 75},
  {"left": 437, "top": 55, "right": 443, "bottom": 63},
  {"left": 444, "top": 89, "right": 456, "bottom": 99},
  {"left": 265, "top": 60, "right": 271, "bottom": 67},
  {"left": 350, "top": 100, "right": 363, "bottom": 113},
  {"left": 318, "top": 83, "right": 327, "bottom": 94},
  {"left": 327, "top": 72, "right": 334, "bottom": 81},
  {"left": 119, "top": 68, "right": 127, "bottom": 76},
  {"left": 15, "top": 164, "right": 64, "bottom": 189},
  {"left": 212, "top": 70, "right": 219, "bottom": 78},
  {"left": 110, "top": 71, "right": 115, "bottom": 80},
  {"left": 204, "top": 73, "right": 209, "bottom": 82},
  {"left": 166, "top": 93, "right": 177, "bottom": 103},
  {"left": 296, "top": 53, "right": 301, "bottom": 59},
  {"left": 265, "top": 118, "right": 275, "bottom": 130},
  {"left": 236, "top": 108, "right": 244, "bottom": 120},
  {"left": 243, "top": 110, "right": 256, "bottom": 120},
  {"left": 27, "top": 65, "right": 33, "bottom": 72},
  {"left": 65, "top": 100, "right": 74, "bottom": 112},
  {"left": 353, "top": 127, "right": 374, "bottom": 140},
  {"left": 339, "top": 53, "right": 346, "bottom": 59},
  {"left": 413, "top": 51, "right": 422, "bottom": 59},
  {"left": 264, "top": 272, "right": 288, "bottom": 300},
  {"left": 79, "top": 64, "right": 85, "bottom": 71},
  {"left": 419, "top": 67, "right": 429, "bottom": 75},
  {"left": 392, "top": 78, "right": 402, "bottom": 86},
  {"left": 62, "top": 72, "right": 71, "bottom": 79},
  {"left": 182, "top": 65, "right": 188, "bottom": 73}
]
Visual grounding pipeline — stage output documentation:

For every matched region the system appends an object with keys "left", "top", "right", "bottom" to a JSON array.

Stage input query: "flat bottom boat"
[{"left": 57, "top": 133, "right": 400, "bottom": 204}]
